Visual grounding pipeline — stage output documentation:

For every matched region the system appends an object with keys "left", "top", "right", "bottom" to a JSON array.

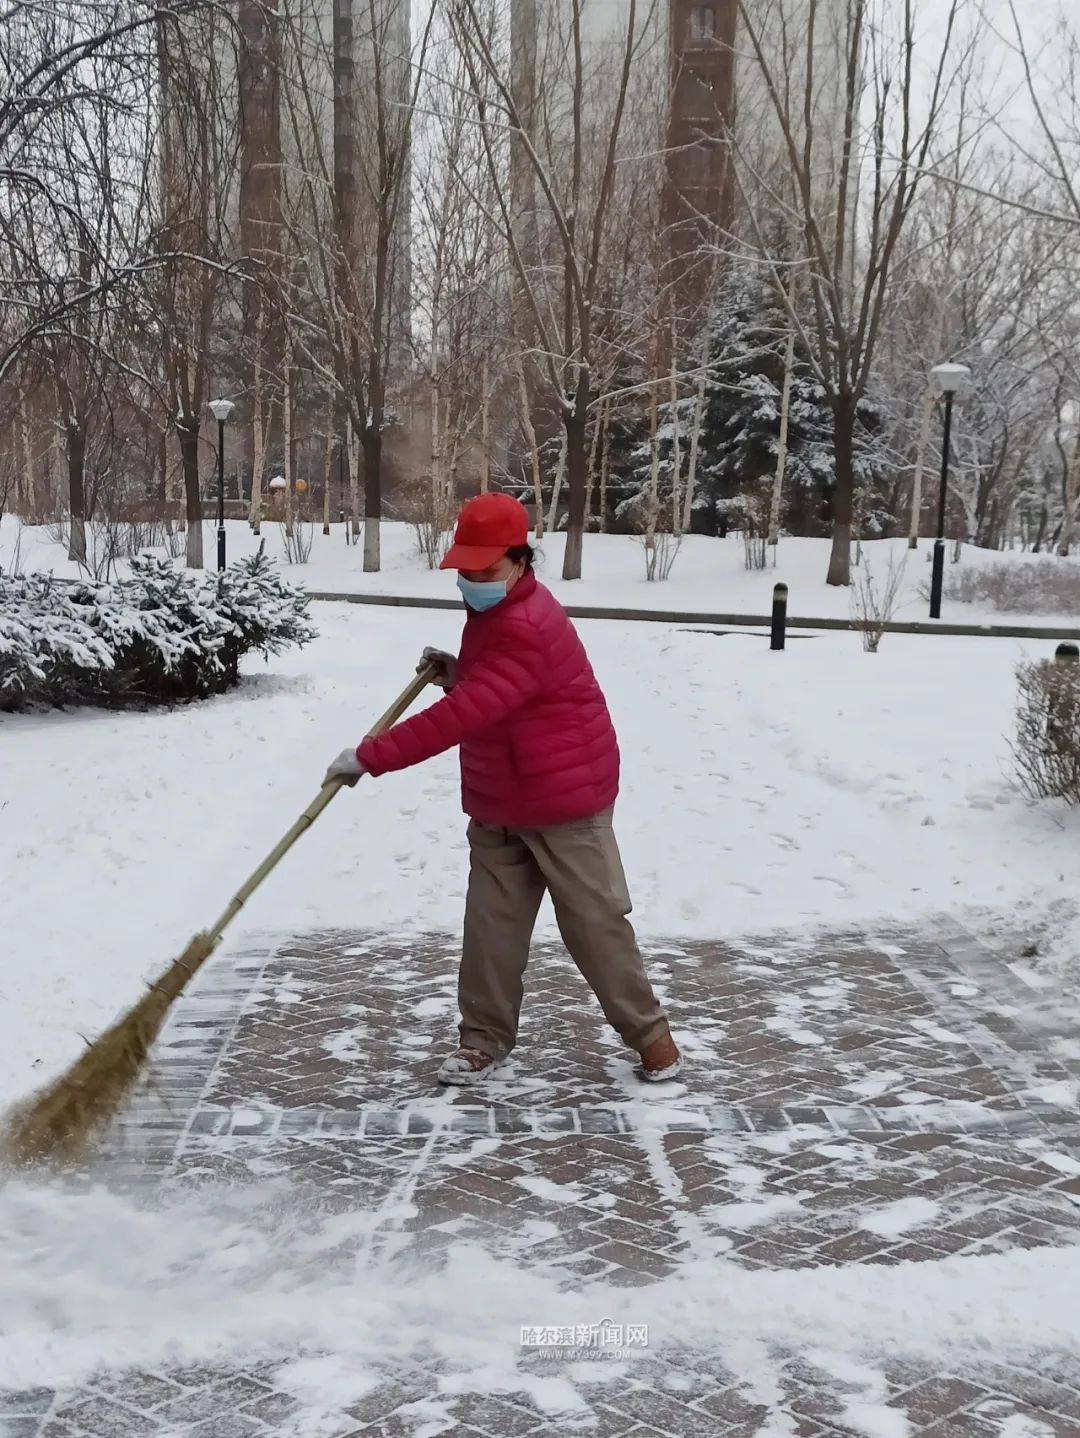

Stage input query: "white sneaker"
[{"left": 437, "top": 1046, "right": 499, "bottom": 1086}]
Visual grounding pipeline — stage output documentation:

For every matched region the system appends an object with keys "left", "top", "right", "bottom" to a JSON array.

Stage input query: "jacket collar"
[{"left": 504, "top": 569, "right": 537, "bottom": 608}]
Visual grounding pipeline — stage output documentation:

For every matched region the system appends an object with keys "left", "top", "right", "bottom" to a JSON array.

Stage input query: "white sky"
[{"left": 905, "top": 0, "right": 1063, "bottom": 137}]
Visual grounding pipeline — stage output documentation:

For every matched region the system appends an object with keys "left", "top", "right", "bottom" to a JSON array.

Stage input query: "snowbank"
[{"left": 1, "top": 1178, "right": 1076, "bottom": 1405}]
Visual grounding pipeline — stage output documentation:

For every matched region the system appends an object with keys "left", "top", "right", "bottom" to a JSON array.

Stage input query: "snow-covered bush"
[
  {"left": 851, "top": 553, "right": 907, "bottom": 652},
  {"left": 1012, "top": 657, "right": 1080, "bottom": 806},
  {"left": 280, "top": 517, "right": 315, "bottom": 565},
  {"left": 720, "top": 492, "right": 769, "bottom": 570},
  {"left": 941, "top": 557, "right": 1080, "bottom": 615},
  {"left": 639, "top": 529, "right": 682, "bottom": 582},
  {"left": 0, "top": 548, "right": 316, "bottom": 712},
  {"left": 0, "top": 574, "right": 116, "bottom": 707},
  {"left": 398, "top": 473, "right": 454, "bottom": 570}
]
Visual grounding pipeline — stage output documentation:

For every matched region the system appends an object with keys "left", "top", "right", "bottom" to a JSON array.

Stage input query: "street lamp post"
[
  {"left": 208, "top": 398, "right": 236, "bottom": 570},
  {"left": 927, "top": 363, "right": 971, "bottom": 620}
]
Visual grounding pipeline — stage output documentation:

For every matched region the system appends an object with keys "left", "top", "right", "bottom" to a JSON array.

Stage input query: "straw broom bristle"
[{"left": 1, "top": 932, "right": 217, "bottom": 1168}]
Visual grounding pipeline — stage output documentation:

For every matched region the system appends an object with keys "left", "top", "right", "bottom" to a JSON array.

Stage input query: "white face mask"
[{"left": 456, "top": 575, "right": 509, "bottom": 611}]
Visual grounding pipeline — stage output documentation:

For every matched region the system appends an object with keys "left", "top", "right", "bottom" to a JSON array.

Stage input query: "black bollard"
[
  {"left": 1056, "top": 642, "right": 1079, "bottom": 665},
  {"left": 771, "top": 582, "right": 788, "bottom": 651}
]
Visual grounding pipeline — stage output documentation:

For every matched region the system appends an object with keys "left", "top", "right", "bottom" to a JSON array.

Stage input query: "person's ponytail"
[{"left": 505, "top": 543, "right": 536, "bottom": 570}]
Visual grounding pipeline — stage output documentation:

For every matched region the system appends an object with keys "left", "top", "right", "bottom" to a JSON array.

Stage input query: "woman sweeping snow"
[{"left": 324, "top": 493, "right": 681, "bottom": 1086}]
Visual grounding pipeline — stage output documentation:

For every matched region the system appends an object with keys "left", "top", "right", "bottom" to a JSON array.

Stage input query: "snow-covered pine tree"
[
  {"left": 0, "top": 547, "right": 316, "bottom": 711},
  {"left": 615, "top": 267, "right": 886, "bottom": 540},
  {"left": 695, "top": 269, "right": 880, "bottom": 537}
]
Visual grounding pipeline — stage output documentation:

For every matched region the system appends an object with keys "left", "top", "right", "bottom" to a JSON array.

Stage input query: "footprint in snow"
[{"left": 813, "top": 874, "right": 851, "bottom": 896}]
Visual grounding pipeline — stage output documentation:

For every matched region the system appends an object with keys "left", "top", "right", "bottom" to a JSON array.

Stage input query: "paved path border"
[
  {"left": 179, "top": 1099, "right": 1076, "bottom": 1141},
  {"left": 45, "top": 573, "right": 1078, "bottom": 640},
  {"left": 307, "top": 588, "right": 1080, "bottom": 642}
]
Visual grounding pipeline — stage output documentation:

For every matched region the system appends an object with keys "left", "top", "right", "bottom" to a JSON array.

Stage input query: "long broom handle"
[{"left": 200, "top": 661, "right": 439, "bottom": 949}]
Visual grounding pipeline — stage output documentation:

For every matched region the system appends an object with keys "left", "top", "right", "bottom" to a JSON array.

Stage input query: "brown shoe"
[
  {"left": 638, "top": 1031, "right": 682, "bottom": 1082},
  {"left": 437, "top": 1046, "right": 499, "bottom": 1086}
]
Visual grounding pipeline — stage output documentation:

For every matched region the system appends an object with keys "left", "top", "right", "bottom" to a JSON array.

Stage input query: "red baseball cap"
[{"left": 440, "top": 492, "right": 530, "bottom": 570}]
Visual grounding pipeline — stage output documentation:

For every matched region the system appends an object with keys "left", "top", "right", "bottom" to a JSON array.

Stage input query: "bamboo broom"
[{"left": 2, "top": 663, "right": 437, "bottom": 1168}]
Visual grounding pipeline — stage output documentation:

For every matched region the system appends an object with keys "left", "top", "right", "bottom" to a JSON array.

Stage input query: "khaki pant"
[{"left": 458, "top": 806, "right": 670, "bottom": 1059}]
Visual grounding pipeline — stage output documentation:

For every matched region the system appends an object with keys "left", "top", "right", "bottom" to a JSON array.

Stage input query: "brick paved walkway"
[{"left": 4, "top": 921, "right": 1080, "bottom": 1437}]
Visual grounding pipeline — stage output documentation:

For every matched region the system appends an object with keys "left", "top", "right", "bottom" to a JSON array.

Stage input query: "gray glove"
[
  {"left": 323, "top": 747, "right": 366, "bottom": 788},
  {"left": 419, "top": 645, "right": 457, "bottom": 690}
]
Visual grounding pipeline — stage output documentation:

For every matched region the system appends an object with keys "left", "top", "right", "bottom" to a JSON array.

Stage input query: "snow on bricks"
[{"left": 0, "top": 548, "right": 316, "bottom": 711}]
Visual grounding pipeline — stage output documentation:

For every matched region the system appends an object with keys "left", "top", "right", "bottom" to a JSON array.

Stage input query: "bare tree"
[
  {"left": 0, "top": 0, "right": 191, "bottom": 556},
  {"left": 274, "top": 0, "right": 435, "bottom": 570},
  {"left": 155, "top": 6, "right": 240, "bottom": 567},
  {"left": 452, "top": 0, "right": 661, "bottom": 580},
  {"left": 0, "top": 0, "right": 222, "bottom": 387},
  {"left": 410, "top": 14, "right": 506, "bottom": 561},
  {"left": 730, "top": 0, "right": 970, "bottom": 585},
  {"left": 880, "top": 135, "right": 1072, "bottom": 555},
  {"left": 237, "top": 0, "right": 285, "bottom": 533}
]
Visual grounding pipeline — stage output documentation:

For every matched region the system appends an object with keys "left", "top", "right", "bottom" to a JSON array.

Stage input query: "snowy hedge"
[
  {"left": 1013, "top": 658, "right": 1080, "bottom": 806},
  {"left": 0, "top": 549, "right": 317, "bottom": 711}
]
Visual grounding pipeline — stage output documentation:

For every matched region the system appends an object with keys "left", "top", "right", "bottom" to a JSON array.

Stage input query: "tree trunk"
[
  {"left": 561, "top": 373, "right": 589, "bottom": 581},
  {"left": 909, "top": 389, "right": 933, "bottom": 549},
  {"left": 646, "top": 387, "right": 660, "bottom": 564},
  {"left": 515, "top": 350, "right": 543, "bottom": 539},
  {"left": 480, "top": 357, "right": 490, "bottom": 494},
  {"left": 670, "top": 350, "right": 682, "bottom": 534},
  {"left": 826, "top": 397, "right": 856, "bottom": 586},
  {"left": 250, "top": 307, "right": 266, "bottom": 534},
  {"left": 599, "top": 400, "right": 611, "bottom": 532},
  {"left": 66, "top": 419, "right": 87, "bottom": 564},
  {"left": 584, "top": 396, "right": 604, "bottom": 529},
  {"left": 179, "top": 425, "right": 204, "bottom": 568},
  {"left": 1032, "top": 499, "right": 1048, "bottom": 554},
  {"left": 322, "top": 430, "right": 333, "bottom": 535},
  {"left": 768, "top": 329, "right": 795, "bottom": 549},
  {"left": 447, "top": 407, "right": 464, "bottom": 517},
  {"left": 682, "top": 372, "right": 706, "bottom": 535},
  {"left": 18, "top": 402, "right": 34, "bottom": 519},
  {"left": 157, "top": 428, "right": 169, "bottom": 516},
  {"left": 238, "top": 0, "right": 282, "bottom": 529},
  {"left": 448, "top": 411, "right": 465, "bottom": 534},
  {"left": 431, "top": 376, "right": 442, "bottom": 552},
  {"left": 1059, "top": 430, "right": 1080, "bottom": 557},
  {"left": 973, "top": 470, "right": 994, "bottom": 548},
  {"left": 547, "top": 432, "right": 566, "bottom": 532},
  {"left": 347, "top": 415, "right": 359, "bottom": 543},
  {"left": 283, "top": 353, "right": 295, "bottom": 539},
  {"left": 362, "top": 426, "right": 381, "bottom": 571}
]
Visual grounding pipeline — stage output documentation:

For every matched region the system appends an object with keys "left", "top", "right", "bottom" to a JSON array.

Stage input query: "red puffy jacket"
[{"left": 357, "top": 571, "right": 620, "bottom": 827}]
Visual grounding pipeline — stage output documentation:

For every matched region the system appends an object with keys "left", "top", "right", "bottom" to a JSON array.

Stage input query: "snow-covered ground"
[
  {"left": 2, "top": 1179, "right": 1077, "bottom": 1405},
  {"left": 3, "top": 514, "right": 1078, "bottom": 627},
  {"left": 2, "top": 593, "right": 1077, "bottom": 1111},
  {"left": 5, "top": 533, "right": 1080, "bottom": 1427}
]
